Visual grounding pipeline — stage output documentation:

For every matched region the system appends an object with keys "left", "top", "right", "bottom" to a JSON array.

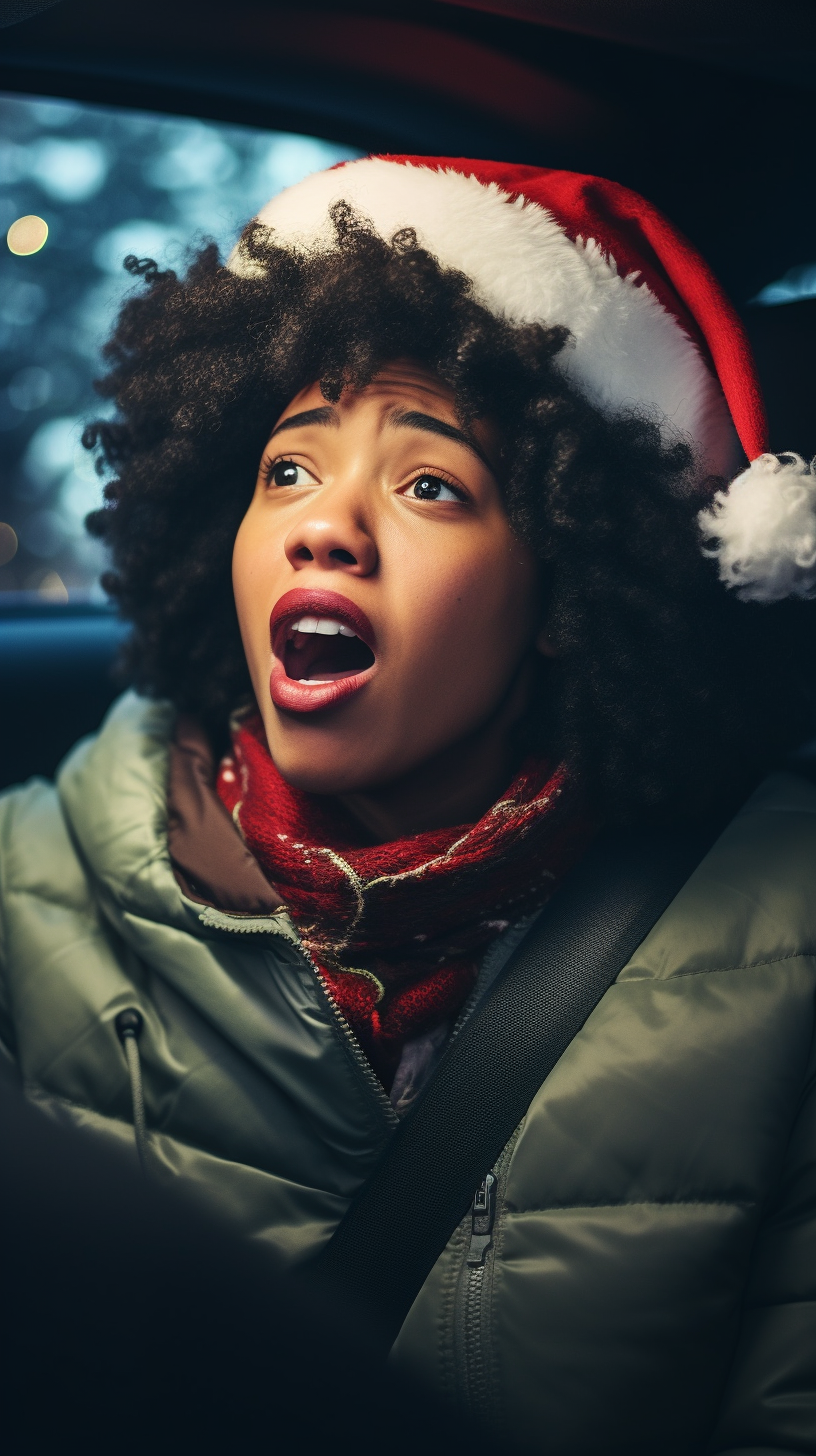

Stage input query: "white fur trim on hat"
[
  {"left": 231, "top": 156, "right": 740, "bottom": 480},
  {"left": 698, "top": 453, "right": 816, "bottom": 602}
]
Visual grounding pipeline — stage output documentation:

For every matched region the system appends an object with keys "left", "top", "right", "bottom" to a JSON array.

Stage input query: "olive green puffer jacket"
[{"left": 1, "top": 692, "right": 814, "bottom": 1455}]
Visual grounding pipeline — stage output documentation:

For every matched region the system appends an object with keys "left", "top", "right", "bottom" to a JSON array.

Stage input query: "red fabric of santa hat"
[{"left": 232, "top": 154, "right": 816, "bottom": 606}]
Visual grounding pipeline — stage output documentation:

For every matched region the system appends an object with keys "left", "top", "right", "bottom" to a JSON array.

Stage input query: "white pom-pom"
[{"left": 697, "top": 452, "right": 816, "bottom": 602}]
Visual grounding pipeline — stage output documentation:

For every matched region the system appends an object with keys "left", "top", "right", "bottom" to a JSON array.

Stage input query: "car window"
[
  {"left": 753, "top": 263, "right": 816, "bottom": 306},
  {"left": 0, "top": 90, "right": 362, "bottom": 605}
]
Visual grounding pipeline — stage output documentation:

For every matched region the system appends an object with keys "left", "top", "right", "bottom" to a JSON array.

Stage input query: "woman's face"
[{"left": 233, "top": 361, "right": 545, "bottom": 796}]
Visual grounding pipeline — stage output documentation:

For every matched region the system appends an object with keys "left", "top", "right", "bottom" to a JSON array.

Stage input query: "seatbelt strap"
[{"left": 307, "top": 819, "right": 725, "bottom": 1347}]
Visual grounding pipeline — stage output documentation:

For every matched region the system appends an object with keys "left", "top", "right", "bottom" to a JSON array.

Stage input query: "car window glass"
[{"left": 0, "top": 90, "right": 362, "bottom": 604}]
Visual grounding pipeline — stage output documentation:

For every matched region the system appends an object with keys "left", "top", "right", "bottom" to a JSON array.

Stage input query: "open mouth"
[
  {"left": 283, "top": 616, "right": 376, "bottom": 683},
  {"left": 269, "top": 589, "right": 378, "bottom": 714}
]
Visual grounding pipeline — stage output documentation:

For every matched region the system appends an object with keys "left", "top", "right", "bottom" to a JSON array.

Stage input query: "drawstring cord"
[{"left": 115, "top": 1008, "right": 148, "bottom": 1172}]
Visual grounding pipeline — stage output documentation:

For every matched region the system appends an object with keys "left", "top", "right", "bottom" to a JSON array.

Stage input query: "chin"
[
  {"left": 276, "top": 761, "right": 361, "bottom": 796},
  {"left": 265, "top": 732, "right": 377, "bottom": 797}
]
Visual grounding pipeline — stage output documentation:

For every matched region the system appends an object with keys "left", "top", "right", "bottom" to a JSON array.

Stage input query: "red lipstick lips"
[{"left": 269, "top": 588, "right": 377, "bottom": 714}]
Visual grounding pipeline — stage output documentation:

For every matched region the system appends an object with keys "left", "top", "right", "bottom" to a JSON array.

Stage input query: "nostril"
[
  {"left": 294, "top": 547, "right": 314, "bottom": 561},
  {"left": 329, "top": 549, "right": 357, "bottom": 565}
]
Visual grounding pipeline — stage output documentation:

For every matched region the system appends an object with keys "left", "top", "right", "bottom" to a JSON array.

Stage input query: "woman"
[{"left": 1, "top": 156, "right": 814, "bottom": 1454}]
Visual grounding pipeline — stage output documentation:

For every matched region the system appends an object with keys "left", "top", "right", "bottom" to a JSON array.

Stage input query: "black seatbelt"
[{"left": 307, "top": 819, "right": 725, "bottom": 1348}]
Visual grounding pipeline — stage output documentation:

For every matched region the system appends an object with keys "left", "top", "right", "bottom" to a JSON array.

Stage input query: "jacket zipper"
[
  {"left": 202, "top": 907, "right": 396, "bottom": 1124},
  {"left": 454, "top": 1123, "right": 524, "bottom": 1422},
  {"left": 458, "top": 1170, "right": 497, "bottom": 1420},
  {"left": 300, "top": 942, "right": 397, "bottom": 1124}
]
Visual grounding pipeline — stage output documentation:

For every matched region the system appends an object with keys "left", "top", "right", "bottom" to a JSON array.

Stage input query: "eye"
[
  {"left": 268, "top": 459, "right": 316, "bottom": 488},
  {"left": 406, "top": 474, "right": 465, "bottom": 502}
]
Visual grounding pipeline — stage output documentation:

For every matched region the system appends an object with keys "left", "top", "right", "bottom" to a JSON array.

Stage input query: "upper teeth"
[{"left": 290, "top": 616, "right": 357, "bottom": 637}]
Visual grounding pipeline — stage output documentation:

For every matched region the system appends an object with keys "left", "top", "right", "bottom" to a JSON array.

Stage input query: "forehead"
[{"left": 277, "top": 362, "right": 458, "bottom": 426}]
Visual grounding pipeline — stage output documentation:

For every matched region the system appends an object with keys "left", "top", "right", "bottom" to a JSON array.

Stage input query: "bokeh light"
[
  {"left": 7, "top": 214, "right": 48, "bottom": 256},
  {"left": 35, "top": 569, "right": 68, "bottom": 601},
  {"left": 0, "top": 522, "right": 18, "bottom": 565},
  {"left": 26, "top": 139, "right": 107, "bottom": 202}
]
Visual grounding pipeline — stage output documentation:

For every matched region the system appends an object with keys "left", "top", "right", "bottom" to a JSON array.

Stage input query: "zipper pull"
[{"left": 466, "top": 1172, "right": 496, "bottom": 1268}]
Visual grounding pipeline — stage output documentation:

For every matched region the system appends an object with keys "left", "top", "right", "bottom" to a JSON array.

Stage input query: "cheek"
[
  {"left": 393, "top": 531, "right": 538, "bottom": 701},
  {"left": 231, "top": 517, "right": 255, "bottom": 632},
  {"left": 232, "top": 509, "right": 275, "bottom": 672}
]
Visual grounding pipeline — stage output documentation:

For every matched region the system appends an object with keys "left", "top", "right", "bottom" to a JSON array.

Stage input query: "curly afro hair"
[{"left": 84, "top": 203, "right": 816, "bottom": 825}]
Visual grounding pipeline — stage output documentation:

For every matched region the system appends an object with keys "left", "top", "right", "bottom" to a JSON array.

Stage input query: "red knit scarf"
[{"left": 218, "top": 713, "right": 590, "bottom": 1086}]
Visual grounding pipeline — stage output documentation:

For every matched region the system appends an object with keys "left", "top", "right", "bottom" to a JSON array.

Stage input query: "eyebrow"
[
  {"left": 270, "top": 402, "right": 492, "bottom": 470},
  {"left": 270, "top": 406, "right": 338, "bottom": 436},
  {"left": 388, "top": 408, "right": 492, "bottom": 469}
]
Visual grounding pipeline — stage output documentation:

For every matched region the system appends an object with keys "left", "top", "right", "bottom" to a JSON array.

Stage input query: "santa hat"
[{"left": 231, "top": 154, "right": 816, "bottom": 605}]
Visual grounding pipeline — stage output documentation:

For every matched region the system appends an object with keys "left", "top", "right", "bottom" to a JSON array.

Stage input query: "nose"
[{"left": 283, "top": 492, "right": 378, "bottom": 576}]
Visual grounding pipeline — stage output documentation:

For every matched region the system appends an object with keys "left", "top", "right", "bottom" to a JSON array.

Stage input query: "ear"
[{"left": 535, "top": 625, "right": 556, "bottom": 659}]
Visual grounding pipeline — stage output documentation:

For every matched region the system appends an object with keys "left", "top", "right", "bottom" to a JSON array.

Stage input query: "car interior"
[{"left": 1, "top": 0, "right": 815, "bottom": 792}]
